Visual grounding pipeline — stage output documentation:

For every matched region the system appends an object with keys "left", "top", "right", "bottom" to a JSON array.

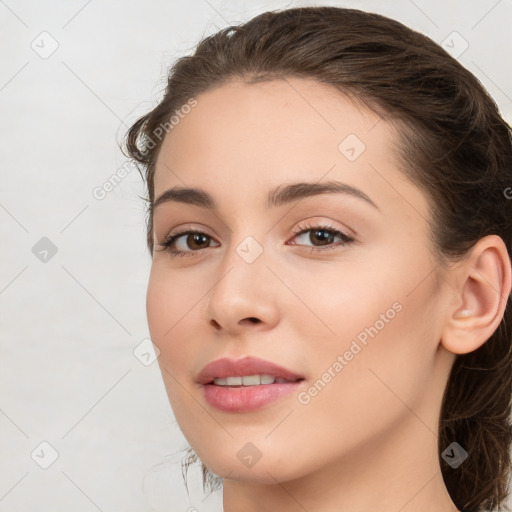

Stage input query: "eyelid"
[
  {"left": 159, "top": 223, "right": 213, "bottom": 241},
  {"left": 291, "top": 215, "right": 357, "bottom": 238},
  {"left": 159, "top": 216, "right": 353, "bottom": 241}
]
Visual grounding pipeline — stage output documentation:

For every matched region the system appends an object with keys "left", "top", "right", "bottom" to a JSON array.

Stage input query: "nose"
[{"left": 206, "top": 242, "right": 280, "bottom": 336}]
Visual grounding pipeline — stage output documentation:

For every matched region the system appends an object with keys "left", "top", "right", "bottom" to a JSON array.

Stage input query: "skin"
[{"left": 146, "top": 77, "right": 511, "bottom": 512}]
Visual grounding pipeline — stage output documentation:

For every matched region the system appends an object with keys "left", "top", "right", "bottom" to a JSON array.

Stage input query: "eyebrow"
[{"left": 152, "top": 180, "right": 380, "bottom": 212}]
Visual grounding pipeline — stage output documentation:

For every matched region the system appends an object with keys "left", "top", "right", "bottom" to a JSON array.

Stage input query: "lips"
[
  {"left": 196, "top": 356, "right": 306, "bottom": 413},
  {"left": 195, "top": 356, "right": 304, "bottom": 385}
]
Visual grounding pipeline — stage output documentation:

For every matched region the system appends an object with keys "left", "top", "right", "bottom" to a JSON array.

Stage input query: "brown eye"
[
  {"left": 290, "top": 223, "right": 355, "bottom": 251},
  {"left": 184, "top": 233, "right": 210, "bottom": 250},
  {"left": 158, "top": 229, "right": 218, "bottom": 258}
]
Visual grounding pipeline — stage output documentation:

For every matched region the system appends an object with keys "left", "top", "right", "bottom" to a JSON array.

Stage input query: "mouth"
[
  {"left": 196, "top": 356, "right": 306, "bottom": 413},
  {"left": 206, "top": 374, "right": 304, "bottom": 387},
  {"left": 196, "top": 355, "right": 305, "bottom": 385}
]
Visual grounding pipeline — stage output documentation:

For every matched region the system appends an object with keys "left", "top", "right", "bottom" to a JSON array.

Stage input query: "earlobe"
[{"left": 441, "top": 235, "right": 512, "bottom": 356}]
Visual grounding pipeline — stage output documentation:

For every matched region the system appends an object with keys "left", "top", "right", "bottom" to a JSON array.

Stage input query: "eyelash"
[{"left": 158, "top": 222, "right": 355, "bottom": 259}]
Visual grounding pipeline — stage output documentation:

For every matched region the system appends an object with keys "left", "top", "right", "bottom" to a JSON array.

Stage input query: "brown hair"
[{"left": 123, "top": 6, "right": 512, "bottom": 511}]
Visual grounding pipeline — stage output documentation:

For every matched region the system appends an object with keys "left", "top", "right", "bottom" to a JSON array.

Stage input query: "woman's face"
[{"left": 146, "top": 78, "right": 457, "bottom": 484}]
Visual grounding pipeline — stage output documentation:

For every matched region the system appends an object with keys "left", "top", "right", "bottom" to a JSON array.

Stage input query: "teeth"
[
  {"left": 212, "top": 374, "right": 289, "bottom": 386},
  {"left": 242, "top": 375, "right": 261, "bottom": 386}
]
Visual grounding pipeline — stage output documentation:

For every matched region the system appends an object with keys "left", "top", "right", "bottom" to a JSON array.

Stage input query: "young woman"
[{"left": 124, "top": 6, "right": 512, "bottom": 512}]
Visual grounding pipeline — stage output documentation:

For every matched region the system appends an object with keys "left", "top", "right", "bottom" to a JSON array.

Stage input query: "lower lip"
[{"left": 202, "top": 381, "right": 303, "bottom": 413}]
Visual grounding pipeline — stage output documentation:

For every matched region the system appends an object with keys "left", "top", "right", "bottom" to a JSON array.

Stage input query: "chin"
[{"left": 197, "top": 448, "right": 309, "bottom": 485}]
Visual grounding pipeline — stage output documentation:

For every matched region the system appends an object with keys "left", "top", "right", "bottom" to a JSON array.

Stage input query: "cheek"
[
  {"left": 146, "top": 268, "right": 196, "bottom": 378},
  {"left": 286, "top": 278, "right": 438, "bottom": 462},
  {"left": 146, "top": 273, "right": 215, "bottom": 456},
  {"left": 146, "top": 273, "right": 172, "bottom": 339},
  {"left": 302, "top": 245, "right": 438, "bottom": 405},
  {"left": 146, "top": 273, "right": 198, "bottom": 423},
  {"left": 284, "top": 251, "right": 404, "bottom": 365},
  {"left": 146, "top": 263, "right": 197, "bottom": 338}
]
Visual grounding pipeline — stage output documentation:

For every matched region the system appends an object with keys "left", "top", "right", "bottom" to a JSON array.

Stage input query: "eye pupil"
[
  {"left": 312, "top": 229, "right": 334, "bottom": 245},
  {"left": 189, "top": 233, "right": 209, "bottom": 249}
]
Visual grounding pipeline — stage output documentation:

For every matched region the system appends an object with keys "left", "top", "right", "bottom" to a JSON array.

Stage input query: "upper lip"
[{"left": 196, "top": 356, "right": 305, "bottom": 385}]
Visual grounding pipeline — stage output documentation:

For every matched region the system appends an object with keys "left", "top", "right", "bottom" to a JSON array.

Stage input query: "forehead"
[
  {"left": 156, "top": 78, "right": 387, "bottom": 172},
  {"left": 153, "top": 77, "right": 428, "bottom": 223}
]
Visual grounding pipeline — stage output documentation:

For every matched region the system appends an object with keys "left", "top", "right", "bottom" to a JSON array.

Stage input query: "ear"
[{"left": 441, "top": 235, "right": 512, "bottom": 355}]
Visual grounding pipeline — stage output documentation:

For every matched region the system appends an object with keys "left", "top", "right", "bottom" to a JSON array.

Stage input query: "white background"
[{"left": 1, "top": 1, "right": 511, "bottom": 511}]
